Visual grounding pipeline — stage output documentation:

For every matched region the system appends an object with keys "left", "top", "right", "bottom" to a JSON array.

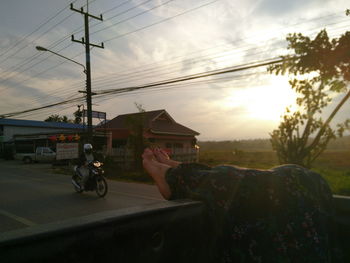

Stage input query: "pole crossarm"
[
  {"left": 71, "top": 35, "right": 104, "bottom": 49},
  {"left": 70, "top": 3, "right": 103, "bottom": 21}
]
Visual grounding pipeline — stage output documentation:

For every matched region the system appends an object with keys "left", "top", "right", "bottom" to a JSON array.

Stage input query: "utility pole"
[{"left": 71, "top": 2, "right": 104, "bottom": 142}]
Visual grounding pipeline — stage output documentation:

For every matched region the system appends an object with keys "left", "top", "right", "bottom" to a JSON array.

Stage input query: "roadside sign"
[
  {"left": 56, "top": 143, "right": 79, "bottom": 160},
  {"left": 83, "top": 110, "right": 106, "bottom": 119}
]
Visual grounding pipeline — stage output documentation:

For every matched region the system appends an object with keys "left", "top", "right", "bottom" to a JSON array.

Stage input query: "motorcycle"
[{"left": 72, "top": 161, "right": 108, "bottom": 197}]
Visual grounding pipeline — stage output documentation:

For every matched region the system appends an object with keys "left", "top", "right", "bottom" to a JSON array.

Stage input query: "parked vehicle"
[
  {"left": 72, "top": 161, "right": 108, "bottom": 197},
  {"left": 14, "top": 147, "right": 56, "bottom": 164}
]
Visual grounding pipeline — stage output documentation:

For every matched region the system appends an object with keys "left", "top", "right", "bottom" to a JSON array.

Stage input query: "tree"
[
  {"left": 44, "top": 114, "right": 71, "bottom": 123},
  {"left": 269, "top": 12, "right": 350, "bottom": 168},
  {"left": 45, "top": 106, "right": 83, "bottom": 124},
  {"left": 125, "top": 103, "right": 148, "bottom": 172}
]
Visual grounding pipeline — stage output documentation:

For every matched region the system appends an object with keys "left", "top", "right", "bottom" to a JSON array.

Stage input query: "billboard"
[{"left": 56, "top": 143, "right": 79, "bottom": 160}]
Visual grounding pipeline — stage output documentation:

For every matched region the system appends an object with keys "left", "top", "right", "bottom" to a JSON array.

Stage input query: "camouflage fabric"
[{"left": 166, "top": 164, "right": 341, "bottom": 263}]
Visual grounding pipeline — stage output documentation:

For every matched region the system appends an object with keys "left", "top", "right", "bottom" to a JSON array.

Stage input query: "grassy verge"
[
  {"left": 199, "top": 150, "right": 350, "bottom": 195},
  {"left": 48, "top": 150, "right": 350, "bottom": 195},
  {"left": 314, "top": 168, "right": 350, "bottom": 196}
]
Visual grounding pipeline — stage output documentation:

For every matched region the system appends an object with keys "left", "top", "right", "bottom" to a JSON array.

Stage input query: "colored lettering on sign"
[
  {"left": 59, "top": 134, "right": 66, "bottom": 141},
  {"left": 49, "top": 135, "right": 57, "bottom": 141}
]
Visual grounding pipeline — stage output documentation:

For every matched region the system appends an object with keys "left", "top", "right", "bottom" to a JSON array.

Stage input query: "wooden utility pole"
[{"left": 71, "top": 2, "right": 104, "bottom": 142}]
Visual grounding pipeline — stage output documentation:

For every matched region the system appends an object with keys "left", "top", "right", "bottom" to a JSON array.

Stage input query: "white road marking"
[{"left": 0, "top": 209, "right": 37, "bottom": 227}]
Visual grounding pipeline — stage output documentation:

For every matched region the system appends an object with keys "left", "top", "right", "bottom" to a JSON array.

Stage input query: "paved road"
[{"left": 0, "top": 160, "right": 165, "bottom": 233}]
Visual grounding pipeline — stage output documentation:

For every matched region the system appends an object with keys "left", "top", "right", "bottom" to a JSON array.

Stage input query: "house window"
[
  {"left": 174, "top": 143, "right": 183, "bottom": 149},
  {"left": 0, "top": 125, "right": 3, "bottom": 136},
  {"left": 165, "top": 143, "right": 183, "bottom": 149}
]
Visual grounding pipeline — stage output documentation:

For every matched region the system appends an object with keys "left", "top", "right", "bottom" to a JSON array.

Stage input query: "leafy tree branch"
[{"left": 268, "top": 20, "right": 350, "bottom": 167}]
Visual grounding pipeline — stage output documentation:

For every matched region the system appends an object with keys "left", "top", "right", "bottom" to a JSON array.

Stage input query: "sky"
[{"left": 0, "top": 0, "right": 349, "bottom": 140}]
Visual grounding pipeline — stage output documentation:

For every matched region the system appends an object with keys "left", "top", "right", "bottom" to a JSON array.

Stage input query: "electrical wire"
[
  {"left": 2, "top": 3, "right": 347, "bottom": 86},
  {"left": 1, "top": 3, "right": 348, "bottom": 92},
  {"left": 103, "top": 0, "right": 220, "bottom": 43},
  {"left": 0, "top": 0, "right": 79, "bottom": 60},
  {"left": 0, "top": 56, "right": 288, "bottom": 118},
  {"left": 90, "top": 0, "right": 176, "bottom": 36},
  {"left": 5, "top": 19, "right": 346, "bottom": 110},
  {"left": 1, "top": 2, "right": 348, "bottom": 113},
  {"left": 1, "top": 19, "right": 346, "bottom": 112},
  {"left": 0, "top": 0, "right": 99, "bottom": 80}
]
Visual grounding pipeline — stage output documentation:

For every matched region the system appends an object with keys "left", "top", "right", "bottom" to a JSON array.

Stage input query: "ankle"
[{"left": 167, "top": 159, "right": 181, "bottom": 168}]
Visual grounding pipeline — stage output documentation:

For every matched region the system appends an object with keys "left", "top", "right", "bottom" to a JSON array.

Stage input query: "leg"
[{"left": 142, "top": 148, "right": 172, "bottom": 200}]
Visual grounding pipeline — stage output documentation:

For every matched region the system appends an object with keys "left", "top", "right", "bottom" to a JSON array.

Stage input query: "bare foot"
[
  {"left": 142, "top": 148, "right": 172, "bottom": 199},
  {"left": 153, "top": 148, "right": 181, "bottom": 168}
]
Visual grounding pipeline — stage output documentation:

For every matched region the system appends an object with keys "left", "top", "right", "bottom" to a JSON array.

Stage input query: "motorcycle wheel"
[
  {"left": 72, "top": 174, "right": 83, "bottom": 193},
  {"left": 95, "top": 176, "right": 108, "bottom": 197}
]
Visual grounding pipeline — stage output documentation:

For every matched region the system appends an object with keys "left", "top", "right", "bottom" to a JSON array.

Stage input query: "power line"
[
  {"left": 1, "top": 39, "right": 275, "bottom": 108},
  {"left": 6, "top": 19, "right": 345, "bottom": 109},
  {"left": 67, "top": 17, "right": 350, "bottom": 93},
  {"left": 94, "top": 57, "right": 286, "bottom": 97},
  {"left": 0, "top": 0, "right": 138, "bottom": 92},
  {"left": 0, "top": 0, "right": 101, "bottom": 79},
  {"left": 0, "top": 43, "right": 78, "bottom": 94},
  {"left": 15, "top": 98, "right": 81, "bottom": 120},
  {"left": 0, "top": 95, "right": 84, "bottom": 119},
  {"left": 85, "top": 19, "right": 349, "bottom": 90},
  {"left": 103, "top": 0, "right": 220, "bottom": 43},
  {"left": 1, "top": 4, "right": 347, "bottom": 91},
  {"left": 1, "top": 2, "right": 348, "bottom": 110},
  {"left": 2, "top": 18, "right": 348, "bottom": 109},
  {"left": 0, "top": 56, "right": 288, "bottom": 118},
  {"left": 1, "top": 38, "right": 278, "bottom": 109},
  {"left": 0, "top": 0, "right": 78, "bottom": 60},
  {"left": 92, "top": 71, "right": 267, "bottom": 106},
  {"left": 90, "top": 40, "right": 285, "bottom": 89},
  {"left": 90, "top": 0, "right": 176, "bottom": 36}
]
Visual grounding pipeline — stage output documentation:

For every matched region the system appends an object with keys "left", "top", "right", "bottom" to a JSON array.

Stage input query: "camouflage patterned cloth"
[{"left": 165, "top": 164, "right": 342, "bottom": 263}]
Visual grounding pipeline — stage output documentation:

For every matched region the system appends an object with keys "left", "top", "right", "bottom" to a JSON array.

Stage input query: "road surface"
[{"left": 0, "top": 159, "right": 165, "bottom": 233}]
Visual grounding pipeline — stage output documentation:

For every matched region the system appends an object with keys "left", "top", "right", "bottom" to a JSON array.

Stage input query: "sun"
[{"left": 224, "top": 76, "right": 298, "bottom": 122}]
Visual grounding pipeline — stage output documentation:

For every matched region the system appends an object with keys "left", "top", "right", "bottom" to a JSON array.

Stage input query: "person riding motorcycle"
[{"left": 76, "top": 143, "right": 95, "bottom": 190}]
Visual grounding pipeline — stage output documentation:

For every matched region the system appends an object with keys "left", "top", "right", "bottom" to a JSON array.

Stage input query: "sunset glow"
[
  {"left": 223, "top": 76, "right": 298, "bottom": 122},
  {"left": 0, "top": 0, "right": 349, "bottom": 140}
]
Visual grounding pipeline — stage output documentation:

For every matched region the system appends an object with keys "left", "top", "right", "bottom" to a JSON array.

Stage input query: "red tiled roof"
[
  {"left": 104, "top": 109, "right": 166, "bottom": 129},
  {"left": 150, "top": 120, "right": 199, "bottom": 136},
  {"left": 104, "top": 109, "right": 199, "bottom": 136}
]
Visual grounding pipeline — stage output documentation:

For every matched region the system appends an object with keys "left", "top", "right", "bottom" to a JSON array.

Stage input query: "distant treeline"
[{"left": 198, "top": 135, "right": 350, "bottom": 151}]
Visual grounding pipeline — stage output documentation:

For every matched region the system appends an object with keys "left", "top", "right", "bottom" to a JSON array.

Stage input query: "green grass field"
[
  {"left": 198, "top": 150, "right": 350, "bottom": 195},
  {"left": 56, "top": 148, "right": 349, "bottom": 196}
]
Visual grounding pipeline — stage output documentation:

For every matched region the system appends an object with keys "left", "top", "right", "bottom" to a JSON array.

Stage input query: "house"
[{"left": 96, "top": 109, "right": 200, "bottom": 162}]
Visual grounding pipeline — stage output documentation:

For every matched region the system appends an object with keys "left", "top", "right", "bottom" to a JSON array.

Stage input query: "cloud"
[
  {"left": 254, "top": 0, "right": 318, "bottom": 17},
  {"left": 2, "top": 0, "right": 350, "bottom": 139},
  {"left": 0, "top": 79, "right": 48, "bottom": 112}
]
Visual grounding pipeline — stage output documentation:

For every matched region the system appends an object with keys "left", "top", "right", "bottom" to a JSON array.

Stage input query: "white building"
[{"left": 0, "top": 118, "right": 84, "bottom": 158}]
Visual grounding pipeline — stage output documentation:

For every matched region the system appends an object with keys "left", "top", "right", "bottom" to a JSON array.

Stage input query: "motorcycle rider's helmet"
[{"left": 84, "top": 143, "right": 93, "bottom": 154}]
